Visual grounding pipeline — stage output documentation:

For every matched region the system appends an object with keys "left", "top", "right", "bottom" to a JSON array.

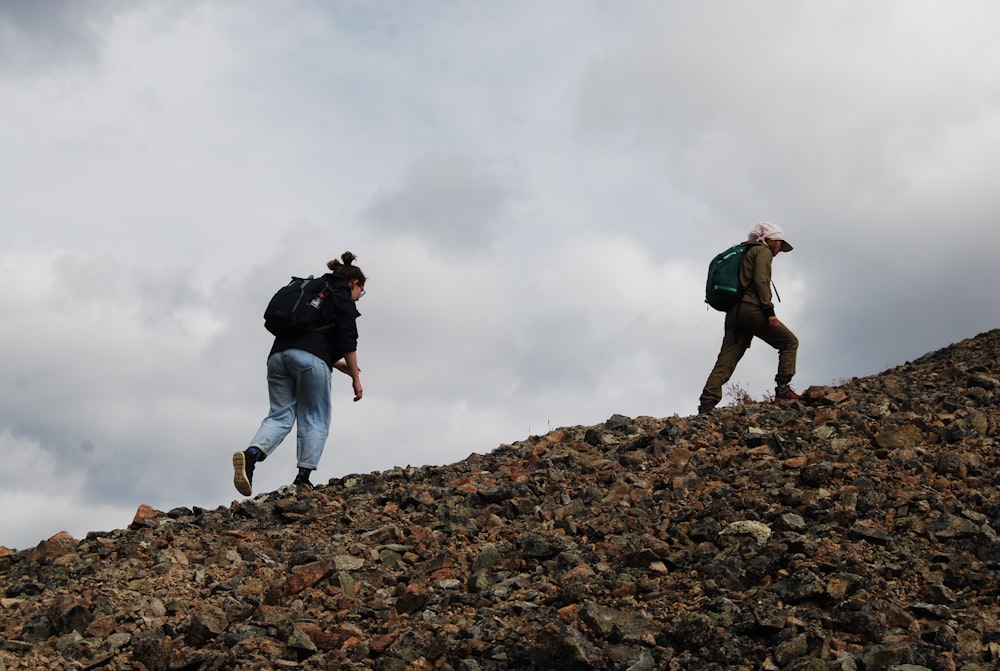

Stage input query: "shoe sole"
[{"left": 233, "top": 452, "right": 252, "bottom": 496}]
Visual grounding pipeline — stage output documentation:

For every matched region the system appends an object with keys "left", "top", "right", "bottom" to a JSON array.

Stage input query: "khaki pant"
[{"left": 699, "top": 303, "right": 798, "bottom": 407}]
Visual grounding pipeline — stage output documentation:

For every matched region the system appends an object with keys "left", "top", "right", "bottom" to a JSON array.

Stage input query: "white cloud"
[
  {"left": 0, "top": 430, "right": 133, "bottom": 543},
  {"left": 362, "top": 154, "right": 526, "bottom": 252}
]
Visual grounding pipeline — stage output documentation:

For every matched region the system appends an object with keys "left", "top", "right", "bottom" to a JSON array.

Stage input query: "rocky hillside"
[{"left": 3, "top": 331, "right": 1000, "bottom": 671}]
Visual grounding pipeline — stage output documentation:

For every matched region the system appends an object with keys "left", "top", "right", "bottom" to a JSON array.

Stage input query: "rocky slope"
[{"left": 2, "top": 330, "right": 1000, "bottom": 671}]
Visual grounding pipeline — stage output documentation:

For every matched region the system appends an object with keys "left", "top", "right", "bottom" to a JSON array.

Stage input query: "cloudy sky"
[{"left": 2, "top": 0, "right": 998, "bottom": 550}]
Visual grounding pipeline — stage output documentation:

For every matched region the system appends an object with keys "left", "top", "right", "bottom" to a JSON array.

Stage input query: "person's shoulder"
[
  {"left": 323, "top": 273, "right": 349, "bottom": 289},
  {"left": 743, "top": 242, "right": 771, "bottom": 264}
]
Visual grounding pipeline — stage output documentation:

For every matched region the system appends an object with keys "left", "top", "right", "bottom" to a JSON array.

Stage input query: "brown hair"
[{"left": 328, "top": 251, "right": 366, "bottom": 285}]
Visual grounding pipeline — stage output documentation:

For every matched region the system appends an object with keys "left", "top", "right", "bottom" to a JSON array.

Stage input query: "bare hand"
[
  {"left": 768, "top": 316, "right": 782, "bottom": 329},
  {"left": 334, "top": 360, "right": 360, "bottom": 376},
  {"left": 353, "top": 379, "right": 363, "bottom": 402}
]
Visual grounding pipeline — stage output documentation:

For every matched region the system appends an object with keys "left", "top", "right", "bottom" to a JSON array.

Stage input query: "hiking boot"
[
  {"left": 293, "top": 468, "right": 313, "bottom": 490},
  {"left": 232, "top": 449, "right": 259, "bottom": 496},
  {"left": 698, "top": 401, "right": 717, "bottom": 415},
  {"left": 774, "top": 385, "right": 801, "bottom": 402}
]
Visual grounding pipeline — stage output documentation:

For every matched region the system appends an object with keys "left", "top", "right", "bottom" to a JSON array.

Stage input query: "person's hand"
[
  {"left": 352, "top": 378, "right": 363, "bottom": 402},
  {"left": 768, "top": 316, "right": 782, "bottom": 329},
  {"left": 334, "top": 360, "right": 360, "bottom": 376}
]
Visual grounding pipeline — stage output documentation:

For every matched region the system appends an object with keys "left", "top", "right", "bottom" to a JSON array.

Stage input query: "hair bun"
[{"left": 327, "top": 251, "right": 364, "bottom": 276}]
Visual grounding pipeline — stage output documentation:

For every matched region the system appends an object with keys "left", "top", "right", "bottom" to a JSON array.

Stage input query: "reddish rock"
[
  {"left": 284, "top": 559, "right": 334, "bottom": 594},
  {"left": 85, "top": 614, "right": 116, "bottom": 638},
  {"left": 130, "top": 503, "right": 161, "bottom": 528},
  {"left": 803, "top": 385, "right": 850, "bottom": 405},
  {"left": 26, "top": 531, "right": 78, "bottom": 563}
]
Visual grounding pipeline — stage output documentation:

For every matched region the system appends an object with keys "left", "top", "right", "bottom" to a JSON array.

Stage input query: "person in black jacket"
[{"left": 233, "top": 251, "right": 365, "bottom": 495}]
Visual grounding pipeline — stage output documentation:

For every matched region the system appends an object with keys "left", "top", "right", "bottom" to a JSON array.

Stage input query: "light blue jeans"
[{"left": 249, "top": 349, "right": 332, "bottom": 470}]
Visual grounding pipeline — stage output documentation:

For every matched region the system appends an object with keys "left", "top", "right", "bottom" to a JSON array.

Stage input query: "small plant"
[{"left": 724, "top": 381, "right": 757, "bottom": 407}]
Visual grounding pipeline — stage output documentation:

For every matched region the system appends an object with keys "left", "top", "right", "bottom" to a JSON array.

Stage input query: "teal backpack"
[{"left": 705, "top": 243, "right": 751, "bottom": 311}]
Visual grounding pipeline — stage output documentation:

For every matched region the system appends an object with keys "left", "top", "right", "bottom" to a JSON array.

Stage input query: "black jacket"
[{"left": 269, "top": 274, "right": 360, "bottom": 368}]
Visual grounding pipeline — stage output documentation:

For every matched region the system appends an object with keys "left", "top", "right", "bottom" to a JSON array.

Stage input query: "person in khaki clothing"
[{"left": 699, "top": 222, "right": 799, "bottom": 414}]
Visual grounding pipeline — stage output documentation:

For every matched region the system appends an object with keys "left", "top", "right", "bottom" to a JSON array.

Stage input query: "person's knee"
[{"left": 778, "top": 328, "right": 798, "bottom": 352}]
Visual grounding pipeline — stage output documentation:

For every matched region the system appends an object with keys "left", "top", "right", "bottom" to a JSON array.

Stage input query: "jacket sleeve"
[
  {"left": 328, "top": 289, "right": 360, "bottom": 357},
  {"left": 744, "top": 245, "right": 775, "bottom": 317}
]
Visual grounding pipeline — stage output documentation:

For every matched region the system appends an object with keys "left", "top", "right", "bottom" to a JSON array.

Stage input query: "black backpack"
[
  {"left": 263, "top": 275, "right": 336, "bottom": 337},
  {"left": 705, "top": 243, "right": 751, "bottom": 311}
]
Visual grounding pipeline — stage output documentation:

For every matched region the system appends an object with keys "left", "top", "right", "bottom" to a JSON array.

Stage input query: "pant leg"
[
  {"left": 283, "top": 349, "right": 332, "bottom": 470},
  {"left": 759, "top": 323, "right": 798, "bottom": 386},
  {"left": 736, "top": 306, "right": 799, "bottom": 387},
  {"left": 700, "top": 309, "right": 753, "bottom": 406},
  {"left": 248, "top": 352, "right": 298, "bottom": 457}
]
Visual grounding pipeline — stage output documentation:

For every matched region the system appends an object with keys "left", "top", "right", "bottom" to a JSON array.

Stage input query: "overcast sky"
[{"left": 2, "top": 0, "right": 998, "bottom": 550}]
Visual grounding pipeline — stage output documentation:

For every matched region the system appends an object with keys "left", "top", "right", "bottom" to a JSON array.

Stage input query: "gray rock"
[{"left": 580, "top": 601, "right": 661, "bottom": 641}]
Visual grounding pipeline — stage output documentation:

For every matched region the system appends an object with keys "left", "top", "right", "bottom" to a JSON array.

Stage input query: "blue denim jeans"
[{"left": 249, "top": 349, "right": 332, "bottom": 470}]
